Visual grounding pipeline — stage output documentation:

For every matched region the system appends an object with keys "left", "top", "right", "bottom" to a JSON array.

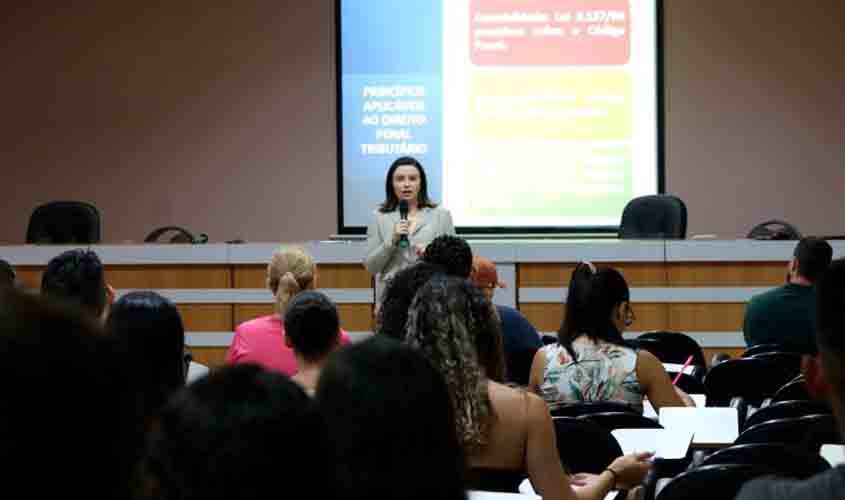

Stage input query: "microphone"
[{"left": 398, "top": 199, "right": 410, "bottom": 248}]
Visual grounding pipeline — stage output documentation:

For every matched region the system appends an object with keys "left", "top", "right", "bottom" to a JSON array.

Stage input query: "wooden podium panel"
[
  {"left": 520, "top": 263, "right": 667, "bottom": 287},
  {"left": 105, "top": 265, "right": 231, "bottom": 289}
]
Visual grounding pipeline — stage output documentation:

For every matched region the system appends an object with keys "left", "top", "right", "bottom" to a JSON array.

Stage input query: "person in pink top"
[{"left": 225, "top": 246, "right": 350, "bottom": 375}]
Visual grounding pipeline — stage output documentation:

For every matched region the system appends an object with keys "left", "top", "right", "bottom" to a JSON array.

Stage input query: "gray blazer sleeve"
[{"left": 365, "top": 211, "right": 396, "bottom": 275}]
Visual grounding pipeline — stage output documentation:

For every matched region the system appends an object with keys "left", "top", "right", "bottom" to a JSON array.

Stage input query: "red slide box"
[{"left": 470, "top": 0, "right": 630, "bottom": 66}]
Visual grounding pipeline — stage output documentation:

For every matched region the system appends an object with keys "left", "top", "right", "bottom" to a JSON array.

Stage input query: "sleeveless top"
[{"left": 537, "top": 337, "right": 644, "bottom": 413}]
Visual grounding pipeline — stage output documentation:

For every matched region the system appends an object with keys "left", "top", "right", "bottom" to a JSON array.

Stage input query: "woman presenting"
[{"left": 365, "top": 156, "right": 455, "bottom": 301}]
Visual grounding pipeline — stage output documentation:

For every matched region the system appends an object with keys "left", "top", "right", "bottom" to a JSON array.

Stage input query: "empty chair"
[
  {"left": 552, "top": 417, "right": 623, "bottom": 474},
  {"left": 550, "top": 401, "right": 639, "bottom": 418},
  {"left": 699, "top": 443, "right": 829, "bottom": 479},
  {"left": 638, "top": 331, "right": 707, "bottom": 372},
  {"left": 655, "top": 464, "right": 775, "bottom": 500},
  {"left": 578, "top": 412, "right": 664, "bottom": 431},
  {"left": 750, "top": 351, "right": 803, "bottom": 380},
  {"left": 26, "top": 201, "right": 101, "bottom": 244},
  {"left": 742, "top": 343, "right": 786, "bottom": 358},
  {"left": 618, "top": 195, "right": 687, "bottom": 239},
  {"left": 704, "top": 358, "right": 794, "bottom": 407},
  {"left": 771, "top": 376, "right": 811, "bottom": 403},
  {"left": 734, "top": 414, "right": 842, "bottom": 451},
  {"left": 743, "top": 400, "right": 832, "bottom": 431}
]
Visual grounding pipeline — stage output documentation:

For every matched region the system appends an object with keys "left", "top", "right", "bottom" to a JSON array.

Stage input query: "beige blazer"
[{"left": 365, "top": 206, "right": 455, "bottom": 300}]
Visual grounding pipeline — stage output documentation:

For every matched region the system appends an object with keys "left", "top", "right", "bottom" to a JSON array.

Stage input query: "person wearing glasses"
[{"left": 529, "top": 265, "right": 692, "bottom": 413}]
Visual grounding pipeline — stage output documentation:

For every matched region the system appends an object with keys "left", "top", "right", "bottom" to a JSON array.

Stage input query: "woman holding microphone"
[{"left": 365, "top": 156, "right": 455, "bottom": 301}]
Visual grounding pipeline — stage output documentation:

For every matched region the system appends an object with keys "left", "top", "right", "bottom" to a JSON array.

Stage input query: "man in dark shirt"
[
  {"left": 736, "top": 258, "right": 845, "bottom": 500},
  {"left": 743, "top": 238, "right": 833, "bottom": 354},
  {"left": 471, "top": 256, "right": 542, "bottom": 385}
]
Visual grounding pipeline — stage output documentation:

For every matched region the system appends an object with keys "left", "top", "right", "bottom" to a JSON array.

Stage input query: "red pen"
[{"left": 672, "top": 355, "right": 694, "bottom": 385}]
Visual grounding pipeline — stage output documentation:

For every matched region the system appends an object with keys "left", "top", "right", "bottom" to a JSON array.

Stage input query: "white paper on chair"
[
  {"left": 659, "top": 407, "right": 738, "bottom": 446},
  {"left": 643, "top": 394, "right": 707, "bottom": 419},
  {"left": 518, "top": 478, "right": 617, "bottom": 500},
  {"left": 611, "top": 428, "right": 693, "bottom": 459},
  {"left": 821, "top": 444, "right": 845, "bottom": 467},
  {"left": 663, "top": 363, "right": 697, "bottom": 375},
  {"left": 469, "top": 489, "right": 540, "bottom": 499}
]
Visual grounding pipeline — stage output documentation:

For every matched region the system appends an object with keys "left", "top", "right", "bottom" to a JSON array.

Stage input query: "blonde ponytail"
[{"left": 267, "top": 246, "right": 315, "bottom": 315}]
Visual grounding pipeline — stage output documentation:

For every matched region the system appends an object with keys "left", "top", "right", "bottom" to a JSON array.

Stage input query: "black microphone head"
[{"left": 398, "top": 199, "right": 409, "bottom": 219}]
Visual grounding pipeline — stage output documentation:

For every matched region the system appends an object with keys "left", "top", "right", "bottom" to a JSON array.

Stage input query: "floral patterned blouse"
[{"left": 537, "top": 337, "right": 643, "bottom": 413}]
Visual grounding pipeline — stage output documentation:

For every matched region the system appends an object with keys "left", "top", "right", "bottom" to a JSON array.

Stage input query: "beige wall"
[{"left": 1, "top": 1, "right": 843, "bottom": 243}]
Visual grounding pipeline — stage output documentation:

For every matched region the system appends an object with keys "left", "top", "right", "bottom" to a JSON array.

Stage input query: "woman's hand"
[
  {"left": 607, "top": 452, "right": 654, "bottom": 489},
  {"left": 392, "top": 220, "right": 410, "bottom": 245},
  {"left": 414, "top": 243, "right": 426, "bottom": 257}
]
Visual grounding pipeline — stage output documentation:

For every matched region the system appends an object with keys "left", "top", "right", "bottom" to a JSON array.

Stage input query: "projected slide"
[{"left": 340, "top": 0, "right": 660, "bottom": 231}]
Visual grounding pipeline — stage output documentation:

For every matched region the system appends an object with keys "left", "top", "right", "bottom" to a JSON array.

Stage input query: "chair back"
[
  {"left": 26, "top": 201, "right": 101, "bottom": 244},
  {"left": 741, "top": 343, "right": 786, "bottom": 357},
  {"left": 550, "top": 401, "right": 639, "bottom": 418},
  {"left": 700, "top": 443, "right": 828, "bottom": 479},
  {"left": 552, "top": 417, "right": 623, "bottom": 474},
  {"left": 771, "top": 376, "right": 810, "bottom": 403},
  {"left": 465, "top": 468, "right": 525, "bottom": 493},
  {"left": 734, "top": 414, "right": 842, "bottom": 451},
  {"left": 618, "top": 195, "right": 687, "bottom": 239},
  {"left": 578, "top": 412, "right": 663, "bottom": 431},
  {"left": 638, "top": 331, "right": 707, "bottom": 371},
  {"left": 670, "top": 373, "right": 707, "bottom": 395},
  {"left": 743, "top": 400, "right": 832, "bottom": 431},
  {"left": 703, "top": 358, "right": 794, "bottom": 407},
  {"left": 655, "top": 464, "right": 775, "bottom": 500},
  {"left": 505, "top": 348, "right": 538, "bottom": 386},
  {"left": 750, "top": 352, "right": 803, "bottom": 380}
]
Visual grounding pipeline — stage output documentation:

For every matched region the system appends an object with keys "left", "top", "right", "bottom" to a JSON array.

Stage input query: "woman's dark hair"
[
  {"left": 376, "top": 262, "right": 445, "bottom": 341},
  {"left": 41, "top": 248, "right": 107, "bottom": 317},
  {"left": 106, "top": 291, "right": 186, "bottom": 424},
  {"left": 561, "top": 267, "right": 630, "bottom": 360},
  {"left": 284, "top": 291, "right": 340, "bottom": 363},
  {"left": 558, "top": 262, "right": 597, "bottom": 357},
  {"left": 422, "top": 235, "right": 473, "bottom": 278},
  {"left": 405, "top": 275, "right": 505, "bottom": 451},
  {"left": 378, "top": 156, "right": 437, "bottom": 213},
  {"left": 316, "top": 336, "right": 466, "bottom": 500},
  {"left": 0, "top": 259, "right": 15, "bottom": 288},
  {"left": 147, "top": 364, "right": 333, "bottom": 500}
]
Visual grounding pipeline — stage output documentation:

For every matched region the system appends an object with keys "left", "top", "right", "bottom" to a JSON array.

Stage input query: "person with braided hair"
[{"left": 225, "top": 246, "right": 350, "bottom": 376}]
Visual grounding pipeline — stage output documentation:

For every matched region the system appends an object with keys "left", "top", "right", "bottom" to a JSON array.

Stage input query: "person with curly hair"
[
  {"left": 422, "top": 234, "right": 473, "bottom": 278},
  {"left": 405, "top": 275, "right": 652, "bottom": 500},
  {"left": 375, "top": 261, "right": 444, "bottom": 341}
]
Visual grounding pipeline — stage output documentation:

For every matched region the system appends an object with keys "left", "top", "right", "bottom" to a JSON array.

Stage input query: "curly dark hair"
[
  {"left": 376, "top": 262, "right": 445, "bottom": 341},
  {"left": 422, "top": 235, "right": 473, "bottom": 279},
  {"left": 405, "top": 275, "right": 505, "bottom": 451}
]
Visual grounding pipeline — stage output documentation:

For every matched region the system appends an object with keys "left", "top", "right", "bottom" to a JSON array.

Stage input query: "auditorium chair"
[
  {"left": 703, "top": 357, "right": 794, "bottom": 407},
  {"left": 649, "top": 464, "right": 775, "bottom": 500},
  {"left": 26, "top": 201, "right": 101, "bottom": 244},
  {"left": 552, "top": 417, "right": 623, "bottom": 474},
  {"left": 577, "top": 412, "right": 664, "bottom": 431},
  {"left": 697, "top": 443, "right": 828, "bottom": 481},
  {"left": 749, "top": 351, "right": 803, "bottom": 380},
  {"left": 741, "top": 343, "right": 786, "bottom": 358},
  {"left": 734, "top": 414, "right": 842, "bottom": 451},
  {"left": 771, "top": 376, "right": 811, "bottom": 403},
  {"left": 742, "top": 400, "right": 832, "bottom": 431},
  {"left": 549, "top": 401, "right": 639, "bottom": 418},
  {"left": 618, "top": 195, "right": 687, "bottom": 239}
]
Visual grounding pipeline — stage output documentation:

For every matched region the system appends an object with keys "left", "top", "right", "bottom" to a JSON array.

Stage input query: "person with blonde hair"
[{"left": 226, "top": 246, "right": 350, "bottom": 375}]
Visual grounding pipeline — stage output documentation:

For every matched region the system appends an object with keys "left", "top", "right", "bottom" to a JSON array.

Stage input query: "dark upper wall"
[{"left": 1, "top": 0, "right": 843, "bottom": 243}]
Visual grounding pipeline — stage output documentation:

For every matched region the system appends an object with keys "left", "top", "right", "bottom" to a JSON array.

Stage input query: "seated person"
[
  {"left": 284, "top": 291, "right": 343, "bottom": 394},
  {"left": 145, "top": 364, "right": 333, "bottom": 500},
  {"left": 0, "top": 258, "right": 15, "bottom": 288},
  {"left": 421, "top": 234, "right": 473, "bottom": 278},
  {"left": 0, "top": 287, "right": 142, "bottom": 499},
  {"left": 226, "top": 245, "right": 349, "bottom": 374},
  {"left": 316, "top": 335, "right": 466, "bottom": 500},
  {"left": 405, "top": 275, "right": 652, "bottom": 500},
  {"left": 743, "top": 237, "right": 833, "bottom": 354},
  {"left": 376, "top": 261, "right": 444, "bottom": 341},
  {"left": 106, "top": 291, "right": 190, "bottom": 427},
  {"left": 736, "top": 258, "right": 845, "bottom": 500},
  {"left": 529, "top": 265, "right": 692, "bottom": 413},
  {"left": 40, "top": 248, "right": 115, "bottom": 321},
  {"left": 471, "top": 256, "right": 542, "bottom": 386}
]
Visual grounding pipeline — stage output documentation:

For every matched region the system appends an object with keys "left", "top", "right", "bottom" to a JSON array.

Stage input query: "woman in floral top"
[{"left": 529, "top": 265, "right": 693, "bottom": 412}]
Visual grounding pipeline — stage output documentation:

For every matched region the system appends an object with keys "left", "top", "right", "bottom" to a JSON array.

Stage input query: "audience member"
[
  {"left": 376, "top": 261, "right": 444, "bottom": 341},
  {"left": 106, "top": 291, "right": 189, "bottom": 426},
  {"left": 0, "top": 287, "right": 142, "bottom": 499},
  {"left": 225, "top": 245, "right": 349, "bottom": 375},
  {"left": 284, "top": 290, "right": 342, "bottom": 394},
  {"left": 406, "top": 275, "right": 651, "bottom": 500},
  {"left": 145, "top": 364, "right": 333, "bottom": 500},
  {"left": 422, "top": 234, "right": 473, "bottom": 278},
  {"left": 316, "top": 335, "right": 466, "bottom": 500},
  {"left": 471, "top": 255, "right": 542, "bottom": 385},
  {"left": 530, "top": 266, "right": 692, "bottom": 413},
  {"left": 743, "top": 237, "right": 833, "bottom": 354},
  {"left": 736, "top": 257, "right": 845, "bottom": 499},
  {"left": 0, "top": 258, "right": 15, "bottom": 288},
  {"left": 40, "top": 248, "right": 114, "bottom": 320}
]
